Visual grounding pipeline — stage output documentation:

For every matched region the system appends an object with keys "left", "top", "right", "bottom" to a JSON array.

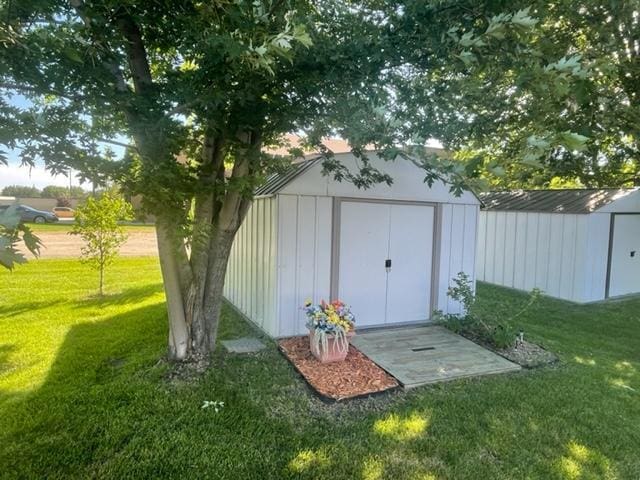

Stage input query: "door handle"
[{"left": 385, "top": 259, "right": 392, "bottom": 272}]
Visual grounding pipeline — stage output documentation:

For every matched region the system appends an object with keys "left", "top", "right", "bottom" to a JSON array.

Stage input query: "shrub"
[
  {"left": 436, "top": 272, "right": 541, "bottom": 350},
  {"left": 56, "top": 196, "right": 72, "bottom": 208}
]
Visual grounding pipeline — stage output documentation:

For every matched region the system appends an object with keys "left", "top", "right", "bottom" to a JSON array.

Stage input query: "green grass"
[{"left": 1, "top": 258, "right": 639, "bottom": 479}]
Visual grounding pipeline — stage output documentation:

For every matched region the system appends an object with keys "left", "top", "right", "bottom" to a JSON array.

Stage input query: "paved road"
[{"left": 20, "top": 229, "right": 158, "bottom": 258}]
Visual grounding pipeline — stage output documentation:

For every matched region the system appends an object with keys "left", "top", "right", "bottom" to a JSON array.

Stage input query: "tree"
[
  {"left": 0, "top": 205, "right": 41, "bottom": 269},
  {"left": 392, "top": 0, "right": 639, "bottom": 189},
  {"left": 41, "top": 185, "right": 86, "bottom": 199},
  {"left": 56, "top": 196, "right": 72, "bottom": 208},
  {"left": 1, "top": 185, "right": 41, "bottom": 197},
  {"left": 0, "top": 1, "right": 614, "bottom": 363},
  {"left": 71, "top": 192, "right": 133, "bottom": 295}
]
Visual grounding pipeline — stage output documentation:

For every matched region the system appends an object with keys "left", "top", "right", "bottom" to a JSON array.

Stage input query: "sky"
[
  {"left": 1, "top": 92, "right": 95, "bottom": 190},
  {"left": 0, "top": 161, "right": 91, "bottom": 190}
]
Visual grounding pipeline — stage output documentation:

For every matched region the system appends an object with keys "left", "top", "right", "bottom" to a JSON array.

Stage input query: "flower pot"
[{"left": 308, "top": 329, "right": 355, "bottom": 363}]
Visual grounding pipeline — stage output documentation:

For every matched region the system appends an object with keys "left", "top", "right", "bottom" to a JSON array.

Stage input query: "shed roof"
[
  {"left": 254, "top": 158, "right": 321, "bottom": 197},
  {"left": 480, "top": 188, "right": 639, "bottom": 214}
]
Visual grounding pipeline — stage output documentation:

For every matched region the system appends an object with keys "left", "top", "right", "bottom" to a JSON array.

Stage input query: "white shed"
[
  {"left": 477, "top": 188, "right": 640, "bottom": 303},
  {"left": 224, "top": 152, "right": 480, "bottom": 337}
]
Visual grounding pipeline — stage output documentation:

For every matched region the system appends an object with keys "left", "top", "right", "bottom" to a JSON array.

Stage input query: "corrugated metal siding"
[
  {"left": 480, "top": 189, "right": 636, "bottom": 214},
  {"left": 224, "top": 196, "right": 278, "bottom": 336},
  {"left": 583, "top": 213, "right": 610, "bottom": 301},
  {"left": 476, "top": 210, "right": 610, "bottom": 302},
  {"left": 437, "top": 204, "right": 479, "bottom": 314},
  {"left": 276, "top": 195, "right": 333, "bottom": 337}
]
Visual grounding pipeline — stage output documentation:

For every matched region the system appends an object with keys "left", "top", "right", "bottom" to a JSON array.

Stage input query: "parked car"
[
  {"left": 0, "top": 204, "right": 59, "bottom": 224},
  {"left": 52, "top": 206, "right": 75, "bottom": 218}
]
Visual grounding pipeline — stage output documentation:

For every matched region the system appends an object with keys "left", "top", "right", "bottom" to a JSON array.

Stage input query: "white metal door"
[
  {"left": 338, "top": 201, "right": 435, "bottom": 326},
  {"left": 386, "top": 204, "right": 434, "bottom": 323},
  {"left": 609, "top": 214, "right": 640, "bottom": 297},
  {"left": 338, "top": 201, "right": 390, "bottom": 326}
]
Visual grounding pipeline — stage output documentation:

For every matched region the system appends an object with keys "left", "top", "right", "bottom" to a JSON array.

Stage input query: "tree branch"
[{"left": 114, "top": 10, "right": 154, "bottom": 94}]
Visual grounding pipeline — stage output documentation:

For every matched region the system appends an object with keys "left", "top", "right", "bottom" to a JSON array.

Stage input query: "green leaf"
[
  {"left": 489, "top": 165, "right": 506, "bottom": 177},
  {"left": 511, "top": 8, "right": 539, "bottom": 28},
  {"left": 21, "top": 227, "right": 42, "bottom": 257},
  {"left": 527, "top": 135, "right": 551, "bottom": 150},
  {"left": 522, "top": 153, "right": 543, "bottom": 167},
  {"left": 0, "top": 238, "right": 27, "bottom": 270},
  {"left": 459, "top": 32, "right": 485, "bottom": 48},
  {"left": 293, "top": 25, "right": 313, "bottom": 48},
  {"left": 457, "top": 50, "right": 477, "bottom": 66},
  {"left": 63, "top": 47, "right": 83, "bottom": 63},
  {"left": 558, "top": 131, "right": 589, "bottom": 151}
]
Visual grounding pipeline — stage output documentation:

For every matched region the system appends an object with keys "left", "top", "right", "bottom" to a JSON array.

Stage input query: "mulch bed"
[
  {"left": 459, "top": 330, "right": 558, "bottom": 368},
  {"left": 496, "top": 340, "right": 558, "bottom": 368},
  {"left": 278, "top": 336, "right": 399, "bottom": 402}
]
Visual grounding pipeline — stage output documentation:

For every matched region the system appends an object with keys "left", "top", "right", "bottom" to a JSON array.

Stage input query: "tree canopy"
[
  {"left": 1, "top": 0, "right": 636, "bottom": 360},
  {"left": 436, "top": 0, "right": 639, "bottom": 189},
  {"left": 1, "top": 185, "right": 42, "bottom": 197}
]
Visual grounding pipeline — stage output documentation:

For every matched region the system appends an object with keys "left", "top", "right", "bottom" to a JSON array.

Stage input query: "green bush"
[{"left": 437, "top": 272, "right": 541, "bottom": 350}]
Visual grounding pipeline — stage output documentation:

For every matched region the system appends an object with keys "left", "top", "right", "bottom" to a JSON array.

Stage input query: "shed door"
[
  {"left": 338, "top": 200, "right": 434, "bottom": 327},
  {"left": 608, "top": 214, "right": 640, "bottom": 298},
  {"left": 386, "top": 204, "right": 434, "bottom": 323}
]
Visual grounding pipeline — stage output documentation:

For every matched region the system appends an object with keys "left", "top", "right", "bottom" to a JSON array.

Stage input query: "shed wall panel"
[
  {"left": 476, "top": 205, "right": 487, "bottom": 280},
  {"left": 437, "top": 204, "right": 479, "bottom": 315},
  {"left": 513, "top": 213, "right": 528, "bottom": 290},
  {"left": 503, "top": 212, "right": 517, "bottom": 287},
  {"left": 583, "top": 213, "right": 610, "bottom": 301},
  {"left": 547, "top": 214, "right": 564, "bottom": 296},
  {"left": 276, "top": 195, "right": 333, "bottom": 336},
  {"left": 477, "top": 211, "right": 597, "bottom": 302},
  {"left": 494, "top": 212, "right": 506, "bottom": 285},
  {"left": 484, "top": 211, "right": 496, "bottom": 283},
  {"left": 224, "top": 197, "right": 279, "bottom": 336}
]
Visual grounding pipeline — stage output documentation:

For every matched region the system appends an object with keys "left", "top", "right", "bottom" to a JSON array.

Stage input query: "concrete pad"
[
  {"left": 221, "top": 337, "right": 266, "bottom": 353},
  {"left": 351, "top": 326, "right": 520, "bottom": 388}
]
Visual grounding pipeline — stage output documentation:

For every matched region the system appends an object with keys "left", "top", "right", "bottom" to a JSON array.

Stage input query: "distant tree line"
[{"left": 1, "top": 185, "right": 87, "bottom": 198}]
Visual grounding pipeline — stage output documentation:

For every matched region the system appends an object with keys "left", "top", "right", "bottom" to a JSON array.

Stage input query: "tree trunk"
[
  {"left": 155, "top": 215, "right": 248, "bottom": 361},
  {"left": 155, "top": 222, "right": 190, "bottom": 360},
  {"left": 99, "top": 264, "right": 104, "bottom": 296},
  {"left": 150, "top": 132, "right": 256, "bottom": 363},
  {"left": 202, "top": 230, "right": 237, "bottom": 351}
]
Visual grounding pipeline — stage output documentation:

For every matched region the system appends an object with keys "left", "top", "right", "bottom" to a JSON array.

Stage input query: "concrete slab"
[
  {"left": 351, "top": 326, "right": 520, "bottom": 388},
  {"left": 221, "top": 337, "right": 266, "bottom": 354}
]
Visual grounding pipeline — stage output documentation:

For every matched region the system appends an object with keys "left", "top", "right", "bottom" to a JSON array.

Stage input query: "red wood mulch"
[{"left": 278, "top": 336, "right": 399, "bottom": 402}]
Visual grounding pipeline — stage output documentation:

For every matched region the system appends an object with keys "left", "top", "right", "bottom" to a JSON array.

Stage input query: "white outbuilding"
[
  {"left": 223, "top": 152, "right": 480, "bottom": 337},
  {"left": 477, "top": 188, "right": 640, "bottom": 303}
]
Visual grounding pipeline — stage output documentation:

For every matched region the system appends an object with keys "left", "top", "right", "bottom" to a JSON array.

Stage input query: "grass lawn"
[{"left": 1, "top": 258, "right": 639, "bottom": 479}]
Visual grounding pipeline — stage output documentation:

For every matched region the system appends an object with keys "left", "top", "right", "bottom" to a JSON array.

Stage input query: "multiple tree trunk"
[
  {"left": 151, "top": 134, "right": 256, "bottom": 362},
  {"left": 72, "top": 3, "right": 259, "bottom": 362}
]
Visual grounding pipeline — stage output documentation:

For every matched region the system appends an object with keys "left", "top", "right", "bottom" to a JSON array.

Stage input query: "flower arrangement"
[{"left": 303, "top": 299, "right": 356, "bottom": 361}]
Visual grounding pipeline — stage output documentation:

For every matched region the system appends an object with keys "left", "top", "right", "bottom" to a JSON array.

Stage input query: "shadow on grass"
[
  {"left": 0, "top": 299, "right": 307, "bottom": 479},
  {"left": 2, "top": 283, "right": 639, "bottom": 479},
  {"left": 77, "top": 283, "right": 164, "bottom": 308},
  {"left": 0, "top": 301, "right": 169, "bottom": 478},
  {"left": 0, "top": 344, "right": 16, "bottom": 375},
  {"left": 0, "top": 300, "right": 64, "bottom": 318}
]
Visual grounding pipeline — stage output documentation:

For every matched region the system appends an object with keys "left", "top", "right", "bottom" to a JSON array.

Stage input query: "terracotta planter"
[{"left": 309, "top": 329, "right": 355, "bottom": 363}]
